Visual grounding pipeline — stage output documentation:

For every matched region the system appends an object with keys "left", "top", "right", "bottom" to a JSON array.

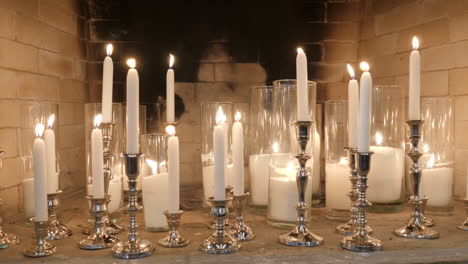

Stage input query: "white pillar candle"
[
  {"left": 44, "top": 114, "right": 58, "bottom": 194},
  {"left": 143, "top": 159, "right": 169, "bottom": 230},
  {"left": 358, "top": 62, "right": 372, "bottom": 153},
  {"left": 312, "top": 128, "right": 321, "bottom": 194},
  {"left": 325, "top": 158, "right": 350, "bottom": 210},
  {"left": 249, "top": 154, "right": 271, "bottom": 206},
  {"left": 232, "top": 112, "right": 244, "bottom": 195},
  {"left": 166, "top": 54, "right": 175, "bottom": 124},
  {"left": 296, "top": 48, "right": 309, "bottom": 121},
  {"left": 409, "top": 36, "right": 420, "bottom": 120},
  {"left": 33, "top": 124, "right": 48, "bottom": 222},
  {"left": 91, "top": 114, "right": 105, "bottom": 199},
  {"left": 88, "top": 178, "right": 122, "bottom": 213},
  {"left": 214, "top": 109, "right": 226, "bottom": 201},
  {"left": 126, "top": 59, "right": 139, "bottom": 153},
  {"left": 347, "top": 64, "right": 359, "bottom": 149},
  {"left": 166, "top": 125, "right": 180, "bottom": 213},
  {"left": 102, "top": 44, "right": 114, "bottom": 123},
  {"left": 420, "top": 155, "right": 453, "bottom": 207},
  {"left": 23, "top": 178, "right": 35, "bottom": 219}
]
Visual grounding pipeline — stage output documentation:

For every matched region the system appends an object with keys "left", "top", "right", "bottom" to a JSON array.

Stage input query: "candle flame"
[
  {"left": 166, "top": 125, "right": 176, "bottom": 136},
  {"left": 297, "top": 47, "right": 304, "bottom": 54},
  {"left": 146, "top": 159, "right": 158, "bottom": 175},
  {"left": 35, "top": 123, "right": 44, "bottom": 138},
  {"left": 272, "top": 142, "right": 279, "bottom": 153},
  {"left": 94, "top": 114, "right": 102, "bottom": 128},
  {"left": 360, "top": 61, "right": 370, "bottom": 72},
  {"left": 423, "top": 144, "right": 429, "bottom": 153},
  {"left": 169, "top": 54, "right": 174, "bottom": 68},
  {"left": 347, "top": 64, "right": 355, "bottom": 79},
  {"left": 412, "top": 36, "right": 419, "bottom": 50},
  {"left": 375, "top": 132, "right": 383, "bottom": 146},
  {"left": 127, "top": 58, "right": 136, "bottom": 69},
  {"left": 428, "top": 154, "right": 435, "bottom": 169},
  {"left": 235, "top": 112, "right": 241, "bottom": 122},
  {"left": 339, "top": 157, "right": 348, "bottom": 164},
  {"left": 215, "top": 106, "right": 226, "bottom": 125},
  {"left": 47, "top": 114, "right": 55, "bottom": 129},
  {"left": 106, "top": 44, "right": 113, "bottom": 56}
]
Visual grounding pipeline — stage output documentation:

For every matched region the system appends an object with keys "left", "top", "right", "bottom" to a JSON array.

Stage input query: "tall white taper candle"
[
  {"left": 232, "top": 112, "right": 244, "bottom": 196},
  {"left": 166, "top": 54, "right": 175, "bottom": 124},
  {"left": 91, "top": 114, "right": 105, "bottom": 199},
  {"left": 126, "top": 58, "right": 139, "bottom": 153},
  {"left": 409, "top": 36, "right": 420, "bottom": 120},
  {"left": 33, "top": 124, "right": 48, "bottom": 222},
  {"left": 347, "top": 64, "right": 359, "bottom": 149},
  {"left": 102, "top": 44, "right": 114, "bottom": 123},
  {"left": 167, "top": 125, "right": 180, "bottom": 213},
  {"left": 296, "top": 48, "right": 309, "bottom": 121},
  {"left": 214, "top": 109, "right": 226, "bottom": 200},
  {"left": 358, "top": 62, "right": 372, "bottom": 153},
  {"left": 44, "top": 114, "right": 58, "bottom": 193}
]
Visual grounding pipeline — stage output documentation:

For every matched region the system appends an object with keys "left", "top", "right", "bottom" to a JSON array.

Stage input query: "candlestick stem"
[
  {"left": 209, "top": 186, "right": 232, "bottom": 229},
  {"left": 201, "top": 198, "right": 240, "bottom": 254},
  {"left": 158, "top": 210, "right": 189, "bottom": 248},
  {"left": 393, "top": 120, "right": 439, "bottom": 239},
  {"left": 229, "top": 193, "right": 255, "bottom": 242},
  {"left": 24, "top": 219, "right": 57, "bottom": 257},
  {"left": 341, "top": 152, "right": 382, "bottom": 252},
  {"left": 112, "top": 153, "right": 154, "bottom": 259},
  {"left": 336, "top": 148, "right": 373, "bottom": 235},
  {"left": 278, "top": 121, "right": 324, "bottom": 247},
  {"left": 46, "top": 191, "right": 72, "bottom": 240},
  {"left": 80, "top": 196, "right": 118, "bottom": 249}
]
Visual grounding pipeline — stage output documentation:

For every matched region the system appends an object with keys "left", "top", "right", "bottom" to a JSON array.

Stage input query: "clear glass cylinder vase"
[
  {"left": 368, "top": 85, "right": 405, "bottom": 213},
  {"left": 141, "top": 133, "right": 170, "bottom": 231},
  {"left": 201, "top": 102, "right": 233, "bottom": 206},
  {"left": 419, "top": 97, "right": 455, "bottom": 215},
  {"left": 324, "top": 100, "right": 350, "bottom": 221},
  {"left": 19, "top": 102, "right": 59, "bottom": 224}
]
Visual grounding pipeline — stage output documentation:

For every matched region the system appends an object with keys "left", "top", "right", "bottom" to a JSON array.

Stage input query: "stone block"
[
  {"left": 324, "top": 22, "right": 360, "bottom": 41},
  {"left": 17, "top": 73, "right": 60, "bottom": 101},
  {"left": 455, "top": 121, "right": 468, "bottom": 148},
  {"left": 311, "top": 63, "right": 346, "bottom": 83},
  {"left": 59, "top": 79, "right": 87, "bottom": 103},
  {"left": 200, "top": 42, "right": 230, "bottom": 63},
  {"left": 59, "top": 124, "right": 84, "bottom": 149},
  {"left": 449, "top": 68, "right": 468, "bottom": 96},
  {"left": 180, "top": 143, "right": 200, "bottom": 164},
  {"left": 372, "top": 53, "right": 408, "bottom": 77},
  {"left": 58, "top": 147, "right": 86, "bottom": 191},
  {"left": 59, "top": 102, "right": 84, "bottom": 126},
  {"left": 448, "top": 0, "right": 468, "bottom": 16},
  {"left": 454, "top": 40, "right": 468, "bottom": 68},
  {"left": 359, "top": 33, "right": 398, "bottom": 58},
  {"left": 327, "top": 2, "right": 361, "bottom": 22},
  {"left": 0, "top": 186, "right": 20, "bottom": 217},
  {"left": 0, "top": 129, "right": 18, "bottom": 158},
  {"left": 175, "top": 82, "right": 195, "bottom": 104},
  {"left": 0, "top": 100, "right": 20, "bottom": 127},
  {"left": 421, "top": 44, "right": 456, "bottom": 71},
  {"left": 450, "top": 13, "right": 468, "bottom": 42},
  {"left": 322, "top": 82, "right": 347, "bottom": 101},
  {"left": 0, "top": 8, "right": 16, "bottom": 40},
  {"left": 0, "top": 68, "right": 17, "bottom": 99},
  {"left": 0, "top": 157, "right": 22, "bottom": 188},
  {"left": 197, "top": 63, "right": 214, "bottom": 82},
  {"left": 73, "top": 59, "right": 87, "bottom": 81},
  {"left": 0, "top": 38, "right": 38, "bottom": 73},
  {"left": 38, "top": 50, "right": 73, "bottom": 78},
  {"left": 455, "top": 96, "right": 468, "bottom": 121},
  {"left": 423, "top": 0, "right": 448, "bottom": 22},
  {"left": 374, "top": 1, "right": 423, "bottom": 36},
  {"left": 39, "top": 0, "right": 76, "bottom": 34},
  {"left": 0, "top": 0, "right": 38, "bottom": 17},
  {"left": 397, "top": 18, "right": 449, "bottom": 52},
  {"left": 421, "top": 70, "right": 448, "bottom": 97},
  {"left": 324, "top": 42, "right": 357, "bottom": 63}
]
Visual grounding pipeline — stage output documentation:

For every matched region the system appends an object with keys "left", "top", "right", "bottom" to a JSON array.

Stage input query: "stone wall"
[
  {"left": 0, "top": 0, "right": 88, "bottom": 216},
  {"left": 359, "top": 0, "right": 468, "bottom": 199}
]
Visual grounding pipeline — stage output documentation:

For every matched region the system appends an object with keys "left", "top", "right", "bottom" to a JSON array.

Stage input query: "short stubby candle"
[{"left": 166, "top": 125, "right": 180, "bottom": 213}]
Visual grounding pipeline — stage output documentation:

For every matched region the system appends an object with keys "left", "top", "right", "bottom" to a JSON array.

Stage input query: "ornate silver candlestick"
[
  {"left": 158, "top": 210, "right": 189, "bottom": 248},
  {"left": 421, "top": 197, "right": 435, "bottom": 227},
  {"left": 278, "top": 121, "right": 324, "bottom": 247},
  {"left": 336, "top": 148, "right": 372, "bottom": 236},
  {"left": 209, "top": 185, "right": 232, "bottom": 229},
  {"left": 101, "top": 122, "right": 124, "bottom": 235},
  {"left": 457, "top": 200, "right": 468, "bottom": 231},
  {"left": 201, "top": 198, "right": 240, "bottom": 254},
  {"left": 341, "top": 152, "right": 382, "bottom": 252},
  {"left": 46, "top": 191, "right": 72, "bottom": 240},
  {"left": 79, "top": 196, "right": 119, "bottom": 250},
  {"left": 24, "top": 219, "right": 57, "bottom": 257},
  {"left": 112, "top": 153, "right": 154, "bottom": 259},
  {"left": 393, "top": 120, "right": 439, "bottom": 239},
  {"left": 0, "top": 199, "right": 19, "bottom": 249},
  {"left": 229, "top": 193, "right": 255, "bottom": 242}
]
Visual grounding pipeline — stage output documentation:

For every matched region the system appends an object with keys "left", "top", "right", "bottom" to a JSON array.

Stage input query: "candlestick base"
[
  {"left": 0, "top": 199, "right": 19, "bottom": 249},
  {"left": 336, "top": 220, "right": 373, "bottom": 236},
  {"left": 24, "top": 219, "right": 57, "bottom": 258},
  {"left": 229, "top": 193, "right": 255, "bottom": 242},
  {"left": 46, "top": 191, "right": 72, "bottom": 240},
  {"left": 393, "top": 200, "right": 440, "bottom": 239},
  {"left": 341, "top": 233, "right": 383, "bottom": 252},
  {"left": 158, "top": 210, "right": 189, "bottom": 248},
  {"left": 201, "top": 198, "right": 240, "bottom": 254},
  {"left": 79, "top": 196, "right": 119, "bottom": 250},
  {"left": 421, "top": 196, "right": 435, "bottom": 227}
]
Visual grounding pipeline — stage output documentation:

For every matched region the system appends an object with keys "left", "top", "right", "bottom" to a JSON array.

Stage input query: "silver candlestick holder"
[
  {"left": 229, "top": 193, "right": 255, "bottom": 242},
  {"left": 209, "top": 185, "right": 232, "bottom": 229},
  {"left": 421, "top": 197, "right": 435, "bottom": 227},
  {"left": 341, "top": 152, "right": 382, "bottom": 252},
  {"left": 79, "top": 196, "right": 119, "bottom": 250},
  {"left": 0, "top": 199, "right": 19, "bottom": 249},
  {"left": 46, "top": 191, "right": 72, "bottom": 240},
  {"left": 101, "top": 122, "right": 124, "bottom": 235},
  {"left": 24, "top": 218, "right": 57, "bottom": 257},
  {"left": 158, "top": 210, "right": 189, "bottom": 248},
  {"left": 201, "top": 198, "right": 240, "bottom": 254},
  {"left": 393, "top": 120, "right": 439, "bottom": 239},
  {"left": 278, "top": 121, "right": 324, "bottom": 247},
  {"left": 336, "top": 148, "right": 373, "bottom": 236},
  {"left": 457, "top": 200, "right": 468, "bottom": 231},
  {"left": 112, "top": 153, "right": 154, "bottom": 259}
]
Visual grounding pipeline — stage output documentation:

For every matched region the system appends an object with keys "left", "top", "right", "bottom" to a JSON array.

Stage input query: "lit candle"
[
  {"left": 326, "top": 157, "right": 350, "bottom": 211},
  {"left": 126, "top": 58, "right": 139, "bottom": 153},
  {"left": 214, "top": 108, "right": 226, "bottom": 200},
  {"left": 409, "top": 36, "right": 420, "bottom": 120},
  {"left": 167, "top": 54, "right": 175, "bottom": 124},
  {"left": 44, "top": 114, "right": 58, "bottom": 193},
  {"left": 91, "top": 114, "right": 105, "bottom": 199},
  {"left": 33, "top": 124, "right": 48, "bottom": 222},
  {"left": 232, "top": 112, "right": 244, "bottom": 196},
  {"left": 102, "top": 44, "right": 114, "bottom": 123},
  {"left": 166, "top": 125, "right": 179, "bottom": 213},
  {"left": 421, "top": 154, "right": 453, "bottom": 206},
  {"left": 358, "top": 62, "right": 372, "bottom": 152},
  {"left": 296, "top": 48, "right": 309, "bottom": 121},
  {"left": 142, "top": 159, "right": 169, "bottom": 230},
  {"left": 347, "top": 64, "right": 359, "bottom": 149}
]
